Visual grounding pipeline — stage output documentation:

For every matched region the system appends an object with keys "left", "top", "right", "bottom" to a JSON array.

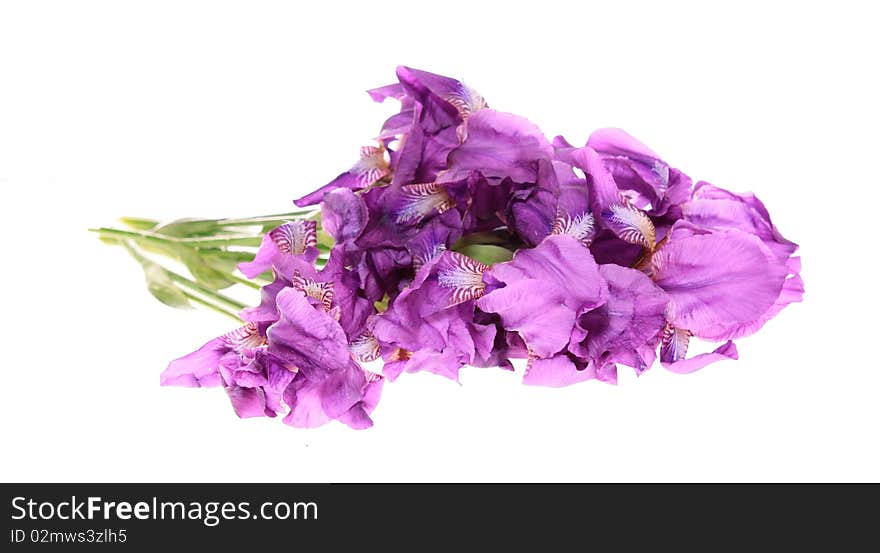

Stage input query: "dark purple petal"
[{"left": 321, "top": 188, "right": 368, "bottom": 245}]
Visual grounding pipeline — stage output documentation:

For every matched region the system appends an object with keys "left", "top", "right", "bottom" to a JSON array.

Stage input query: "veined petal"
[
  {"left": 293, "top": 145, "right": 390, "bottom": 206},
  {"left": 394, "top": 182, "right": 456, "bottom": 224},
  {"left": 238, "top": 222, "right": 319, "bottom": 279},
  {"left": 222, "top": 322, "right": 268, "bottom": 352},
  {"left": 551, "top": 209, "right": 596, "bottom": 246},
  {"left": 406, "top": 211, "right": 461, "bottom": 272},
  {"left": 363, "top": 370, "right": 383, "bottom": 384},
  {"left": 291, "top": 272, "right": 335, "bottom": 312},
  {"left": 445, "top": 81, "right": 488, "bottom": 120},
  {"left": 350, "top": 332, "right": 381, "bottom": 363},
  {"left": 602, "top": 202, "right": 656, "bottom": 250},
  {"left": 436, "top": 252, "right": 489, "bottom": 306},
  {"left": 352, "top": 145, "right": 391, "bottom": 188},
  {"left": 269, "top": 220, "right": 317, "bottom": 256},
  {"left": 413, "top": 242, "right": 446, "bottom": 272},
  {"left": 659, "top": 324, "right": 691, "bottom": 364}
]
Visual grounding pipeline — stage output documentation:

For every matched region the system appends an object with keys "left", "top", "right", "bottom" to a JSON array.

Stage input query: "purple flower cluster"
[{"left": 163, "top": 67, "right": 802, "bottom": 428}]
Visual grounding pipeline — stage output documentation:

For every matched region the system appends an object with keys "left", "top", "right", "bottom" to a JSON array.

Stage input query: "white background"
[{"left": 1, "top": 1, "right": 877, "bottom": 482}]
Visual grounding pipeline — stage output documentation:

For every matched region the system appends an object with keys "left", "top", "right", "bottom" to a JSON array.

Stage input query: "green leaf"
[
  {"left": 180, "top": 249, "right": 236, "bottom": 290},
  {"left": 454, "top": 244, "right": 514, "bottom": 265},
  {"left": 119, "top": 217, "right": 160, "bottom": 230},
  {"left": 98, "top": 235, "right": 124, "bottom": 246},
  {"left": 143, "top": 263, "right": 191, "bottom": 309},
  {"left": 198, "top": 249, "right": 259, "bottom": 263},
  {"left": 153, "top": 218, "right": 223, "bottom": 237}
]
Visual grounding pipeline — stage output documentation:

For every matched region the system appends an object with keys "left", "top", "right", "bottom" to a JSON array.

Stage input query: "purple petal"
[
  {"left": 295, "top": 146, "right": 390, "bottom": 207},
  {"left": 587, "top": 127, "right": 661, "bottom": 160},
  {"left": 601, "top": 202, "right": 656, "bottom": 250},
  {"left": 523, "top": 355, "right": 596, "bottom": 387},
  {"left": 652, "top": 230, "right": 788, "bottom": 339},
  {"left": 321, "top": 188, "right": 368, "bottom": 244},
  {"left": 225, "top": 386, "right": 267, "bottom": 418},
  {"left": 570, "top": 264, "right": 668, "bottom": 362},
  {"left": 447, "top": 110, "right": 553, "bottom": 183},
  {"left": 697, "top": 257, "right": 803, "bottom": 341},
  {"left": 661, "top": 340, "right": 738, "bottom": 374},
  {"left": 557, "top": 146, "right": 619, "bottom": 214},
  {"left": 683, "top": 182, "right": 798, "bottom": 261},
  {"left": 161, "top": 336, "right": 226, "bottom": 387},
  {"left": 477, "top": 235, "right": 608, "bottom": 357},
  {"left": 238, "top": 221, "right": 319, "bottom": 279},
  {"left": 267, "top": 288, "right": 351, "bottom": 375},
  {"left": 282, "top": 375, "right": 331, "bottom": 428}
]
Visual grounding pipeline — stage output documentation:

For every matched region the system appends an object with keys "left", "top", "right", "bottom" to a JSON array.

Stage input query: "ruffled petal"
[
  {"left": 447, "top": 110, "right": 553, "bottom": 183},
  {"left": 477, "top": 235, "right": 607, "bottom": 357},
  {"left": 661, "top": 340, "right": 738, "bottom": 374},
  {"left": 161, "top": 336, "right": 226, "bottom": 387},
  {"left": 522, "top": 355, "right": 596, "bottom": 387},
  {"left": 267, "top": 288, "right": 351, "bottom": 374},
  {"left": 652, "top": 230, "right": 788, "bottom": 339}
]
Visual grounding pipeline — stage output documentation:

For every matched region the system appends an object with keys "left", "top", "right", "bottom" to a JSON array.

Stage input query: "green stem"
[
  {"left": 165, "top": 271, "right": 247, "bottom": 311},
  {"left": 91, "top": 227, "right": 262, "bottom": 247},
  {"left": 180, "top": 291, "right": 242, "bottom": 322},
  {"left": 121, "top": 240, "right": 248, "bottom": 312},
  {"left": 229, "top": 272, "right": 263, "bottom": 290},
  {"left": 214, "top": 210, "right": 318, "bottom": 227}
]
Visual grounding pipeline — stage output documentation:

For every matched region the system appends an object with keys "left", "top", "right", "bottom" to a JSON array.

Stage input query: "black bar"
[{"left": 1, "top": 484, "right": 875, "bottom": 549}]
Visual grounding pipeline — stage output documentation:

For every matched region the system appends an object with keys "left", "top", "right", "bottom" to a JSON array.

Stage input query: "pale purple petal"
[
  {"left": 661, "top": 341, "right": 738, "bottom": 374},
  {"left": 569, "top": 264, "right": 668, "bottom": 361},
  {"left": 683, "top": 182, "right": 798, "bottom": 262},
  {"left": 523, "top": 355, "right": 596, "bottom": 387},
  {"left": 447, "top": 110, "right": 553, "bottom": 183},
  {"left": 161, "top": 336, "right": 225, "bottom": 387},
  {"left": 477, "top": 235, "right": 607, "bottom": 357},
  {"left": 652, "top": 230, "right": 788, "bottom": 339},
  {"left": 267, "top": 288, "right": 351, "bottom": 374},
  {"left": 225, "top": 386, "right": 267, "bottom": 418}
]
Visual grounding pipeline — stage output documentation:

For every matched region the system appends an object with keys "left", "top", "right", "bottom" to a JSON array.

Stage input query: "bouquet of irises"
[{"left": 93, "top": 67, "right": 803, "bottom": 429}]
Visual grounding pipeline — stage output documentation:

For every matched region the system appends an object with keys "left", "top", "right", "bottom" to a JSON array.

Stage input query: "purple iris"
[{"left": 163, "top": 66, "right": 802, "bottom": 429}]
